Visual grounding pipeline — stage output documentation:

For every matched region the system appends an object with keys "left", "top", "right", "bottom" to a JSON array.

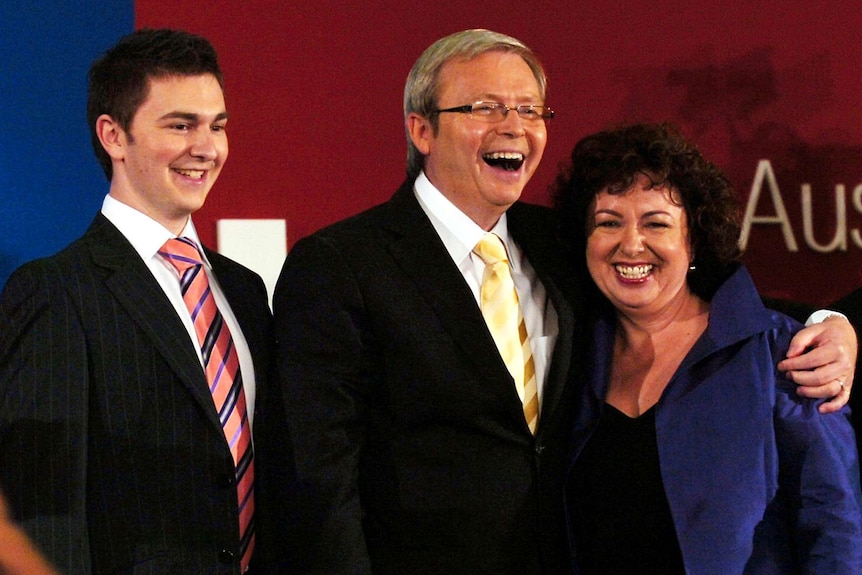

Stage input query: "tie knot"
[
  {"left": 473, "top": 233, "right": 509, "bottom": 266},
  {"left": 159, "top": 237, "right": 203, "bottom": 274}
]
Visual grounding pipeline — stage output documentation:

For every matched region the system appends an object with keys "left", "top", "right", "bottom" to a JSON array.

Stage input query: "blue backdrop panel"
[{"left": 0, "top": 2, "right": 134, "bottom": 288}]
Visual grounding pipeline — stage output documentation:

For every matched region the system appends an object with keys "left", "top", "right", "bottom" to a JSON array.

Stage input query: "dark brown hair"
[
  {"left": 553, "top": 122, "right": 743, "bottom": 301},
  {"left": 87, "top": 28, "right": 224, "bottom": 180}
]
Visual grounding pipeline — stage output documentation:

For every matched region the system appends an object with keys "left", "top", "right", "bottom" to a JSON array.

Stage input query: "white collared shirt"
[
  {"left": 101, "top": 194, "right": 256, "bottom": 426},
  {"left": 413, "top": 172, "right": 558, "bottom": 411}
]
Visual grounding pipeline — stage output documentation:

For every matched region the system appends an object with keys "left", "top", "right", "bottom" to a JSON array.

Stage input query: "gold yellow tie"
[{"left": 474, "top": 233, "right": 539, "bottom": 434}]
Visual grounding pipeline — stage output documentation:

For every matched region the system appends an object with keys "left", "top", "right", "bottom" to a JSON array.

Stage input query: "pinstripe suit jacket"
[{"left": 0, "top": 214, "right": 281, "bottom": 574}]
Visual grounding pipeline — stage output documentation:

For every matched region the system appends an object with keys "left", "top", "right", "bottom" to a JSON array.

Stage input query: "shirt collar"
[
  {"left": 101, "top": 194, "right": 210, "bottom": 268},
  {"left": 413, "top": 171, "right": 521, "bottom": 269}
]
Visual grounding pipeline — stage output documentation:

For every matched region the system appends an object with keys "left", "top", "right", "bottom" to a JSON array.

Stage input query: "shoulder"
[
  {"left": 760, "top": 296, "right": 815, "bottom": 325},
  {"left": 507, "top": 202, "right": 562, "bottom": 258},
  {"left": 710, "top": 266, "right": 802, "bottom": 344},
  {"left": 288, "top": 183, "right": 424, "bottom": 266},
  {"left": 507, "top": 201, "right": 556, "bottom": 231},
  {"left": 507, "top": 200, "right": 578, "bottom": 289},
  {"left": 2, "top": 235, "right": 94, "bottom": 298},
  {"left": 0, "top": 243, "right": 94, "bottom": 355},
  {"left": 305, "top": 182, "right": 419, "bottom": 243}
]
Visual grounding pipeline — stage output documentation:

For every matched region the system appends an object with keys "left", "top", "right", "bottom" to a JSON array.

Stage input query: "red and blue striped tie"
[{"left": 159, "top": 237, "right": 255, "bottom": 571}]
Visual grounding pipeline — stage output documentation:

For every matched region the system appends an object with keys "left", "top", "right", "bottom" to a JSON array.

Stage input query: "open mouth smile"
[
  {"left": 614, "top": 264, "right": 654, "bottom": 280},
  {"left": 173, "top": 168, "right": 206, "bottom": 180},
  {"left": 483, "top": 152, "right": 524, "bottom": 171}
]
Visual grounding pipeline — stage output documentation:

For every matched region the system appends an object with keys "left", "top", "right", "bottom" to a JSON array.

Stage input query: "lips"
[{"left": 482, "top": 151, "right": 525, "bottom": 171}]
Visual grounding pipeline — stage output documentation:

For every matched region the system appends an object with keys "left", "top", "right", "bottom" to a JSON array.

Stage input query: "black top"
[{"left": 568, "top": 403, "right": 685, "bottom": 575}]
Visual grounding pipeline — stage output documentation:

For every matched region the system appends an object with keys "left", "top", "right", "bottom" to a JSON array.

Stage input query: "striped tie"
[
  {"left": 474, "top": 233, "right": 539, "bottom": 434},
  {"left": 159, "top": 237, "right": 256, "bottom": 571}
]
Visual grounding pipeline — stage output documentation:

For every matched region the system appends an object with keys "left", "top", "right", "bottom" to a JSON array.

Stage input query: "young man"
[{"left": 0, "top": 29, "right": 282, "bottom": 574}]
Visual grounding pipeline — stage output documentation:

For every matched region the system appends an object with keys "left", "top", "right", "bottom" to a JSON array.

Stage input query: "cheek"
[
  {"left": 530, "top": 127, "right": 548, "bottom": 152},
  {"left": 585, "top": 238, "right": 604, "bottom": 276},
  {"left": 671, "top": 234, "right": 693, "bottom": 264}
]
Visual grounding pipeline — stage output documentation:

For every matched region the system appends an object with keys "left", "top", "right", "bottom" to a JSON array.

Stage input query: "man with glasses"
[{"left": 273, "top": 29, "right": 855, "bottom": 575}]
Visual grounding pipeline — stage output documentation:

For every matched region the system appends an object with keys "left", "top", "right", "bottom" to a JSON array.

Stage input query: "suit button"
[
  {"left": 535, "top": 444, "right": 546, "bottom": 456},
  {"left": 218, "top": 473, "right": 235, "bottom": 487},
  {"left": 218, "top": 548, "right": 235, "bottom": 564}
]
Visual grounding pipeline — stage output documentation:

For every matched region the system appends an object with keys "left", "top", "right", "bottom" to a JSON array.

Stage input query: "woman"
[{"left": 555, "top": 123, "right": 862, "bottom": 574}]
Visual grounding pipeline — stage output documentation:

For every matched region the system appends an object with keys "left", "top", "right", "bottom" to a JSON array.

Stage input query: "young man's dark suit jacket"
[
  {"left": 274, "top": 179, "right": 585, "bottom": 575},
  {"left": 0, "top": 213, "right": 284, "bottom": 574}
]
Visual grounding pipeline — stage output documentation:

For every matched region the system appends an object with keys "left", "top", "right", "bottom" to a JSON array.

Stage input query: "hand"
[
  {"left": 0, "top": 490, "right": 60, "bottom": 575},
  {"left": 778, "top": 315, "right": 857, "bottom": 413}
]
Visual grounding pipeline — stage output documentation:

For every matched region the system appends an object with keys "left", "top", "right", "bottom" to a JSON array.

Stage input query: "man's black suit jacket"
[
  {"left": 0, "top": 214, "right": 283, "bottom": 574},
  {"left": 831, "top": 289, "right": 862, "bottom": 446},
  {"left": 762, "top": 295, "right": 862, "bottom": 459},
  {"left": 274, "top": 180, "right": 586, "bottom": 575}
]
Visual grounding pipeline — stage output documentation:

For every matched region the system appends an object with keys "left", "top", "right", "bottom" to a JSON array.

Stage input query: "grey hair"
[{"left": 403, "top": 29, "right": 547, "bottom": 179}]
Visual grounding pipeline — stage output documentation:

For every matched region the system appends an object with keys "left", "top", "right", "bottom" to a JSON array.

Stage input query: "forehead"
[
  {"left": 436, "top": 51, "right": 542, "bottom": 102},
  {"left": 595, "top": 183, "right": 684, "bottom": 213},
  {"left": 138, "top": 74, "right": 226, "bottom": 115}
]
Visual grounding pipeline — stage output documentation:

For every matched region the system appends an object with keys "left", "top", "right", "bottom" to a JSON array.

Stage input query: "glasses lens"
[
  {"left": 517, "top": 105, "right": 551, "bottom": 121},
  {"left": 465, "top": 102, "right": 552, "bottom": 122},
  {"left": 470, "top": 102, "right": 506, "bottom": 122}
]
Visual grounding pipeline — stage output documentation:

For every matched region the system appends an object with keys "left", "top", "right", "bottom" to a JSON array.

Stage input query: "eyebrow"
[
  {"left": 594, "top": 209, "right": 673, "bottom": 217},
  {"left": 158, "top": 111, "right": 229, "bottom": 122},
  {"left": 476, "top": 94, "right": 543, "bottom": 103}
]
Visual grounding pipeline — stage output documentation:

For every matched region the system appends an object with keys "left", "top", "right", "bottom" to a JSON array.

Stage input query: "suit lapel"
[
  {"left": 207, "top": 250, "right": 260, "bottom": 352},
  {"left": 84, "top": 214, "right": 222, "bottom": 429},
  {"left": 207, "top": 249, "right": 272, "bottom": 385},
  {"left": 382, "top": 184, "right": 522, "bottom": 390},
  {"left": 508, "top": 203, "right": 578, "bottom": 435}
]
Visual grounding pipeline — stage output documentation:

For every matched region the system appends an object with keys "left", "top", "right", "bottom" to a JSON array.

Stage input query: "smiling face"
[
  {"left": 408, "top": 50, "right": 547, "bottom": 230},
  {"left": 586, "top": 176, "right": 697, "bottom": 319},
  {"left": 99, "top": 73, "right": 228, "bottom": 234}
]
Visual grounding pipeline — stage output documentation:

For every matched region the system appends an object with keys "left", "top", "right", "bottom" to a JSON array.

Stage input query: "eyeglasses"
[{"left": 430, "top": 101, "right": 554, "bottom": 123}]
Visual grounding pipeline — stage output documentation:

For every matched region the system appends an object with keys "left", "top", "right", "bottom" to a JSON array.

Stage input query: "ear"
[
  {"left": 95, "top": 114, "right": 128, "bottom": 161},
  {"left": 407, "top": 112, "right": 434, "bottom": 156}
]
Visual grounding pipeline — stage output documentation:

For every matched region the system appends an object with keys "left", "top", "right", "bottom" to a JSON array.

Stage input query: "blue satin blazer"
[{"left": 567, "top": 265, "right": 862, "bottom": 574}]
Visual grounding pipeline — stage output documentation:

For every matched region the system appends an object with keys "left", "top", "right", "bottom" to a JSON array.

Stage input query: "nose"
[
  {"left": 619, "top": 224, "right": 645, "bottom": 257},
  {"left": 189, "top": 128, "right": 219, "bottom": 162},
  {"left": 496, "top": 106, "right": 526, "bottom": 136}
]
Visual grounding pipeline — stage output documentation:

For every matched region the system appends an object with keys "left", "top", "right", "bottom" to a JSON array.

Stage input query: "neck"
[
  {"left": 607, "top": 294, "right": 710, "bottom": 417},
  {"left": 615, "top": 292, "right": 708, "bottom": 343}
]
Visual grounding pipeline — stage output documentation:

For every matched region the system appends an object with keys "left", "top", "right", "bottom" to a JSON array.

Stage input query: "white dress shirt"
[
  {"left": 414, "top": 172, "right": 559, "bottom": 412},
  {"left": 101, "top": 194, "right": 256, "bottom": 426}
]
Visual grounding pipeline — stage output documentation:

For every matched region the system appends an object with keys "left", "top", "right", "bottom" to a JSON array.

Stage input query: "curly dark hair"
[
  {"left": 553, "top": 122, "right": 743, "bottom": 301},
  {"left": 87, "top": 28, "right": 224, "bottom": 181}
]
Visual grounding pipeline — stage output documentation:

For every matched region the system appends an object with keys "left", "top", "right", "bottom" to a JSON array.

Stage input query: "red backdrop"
[{"left": 137, "top": 1, "right": 862, "bottom": 307}]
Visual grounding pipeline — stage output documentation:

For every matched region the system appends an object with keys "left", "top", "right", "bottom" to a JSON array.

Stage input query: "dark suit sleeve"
[
  {"left": 0, "top": 262, "right": 92, "bottom": 574},
  {"left": 273, "top": 234, "right": 372, "bottom": 575},
  {"left": 829, "top": 288, "right": 862, "bottom": 460},
  {"left": 760, "top": 296, "right": 815, "bottom": 324}
]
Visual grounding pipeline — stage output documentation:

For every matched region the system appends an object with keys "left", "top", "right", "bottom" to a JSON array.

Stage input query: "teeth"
[
  {"left": 175, "top": 169, "right": 205, "bottom": 179},
  {"left": 615, "top": 264, "right": 653, "bottom": 279},
  {"left": 483, "top": 152, "right": 525, "bottom": 171},
  {"left": 483, "top": 152, "right": 524, "bottom": 160}
]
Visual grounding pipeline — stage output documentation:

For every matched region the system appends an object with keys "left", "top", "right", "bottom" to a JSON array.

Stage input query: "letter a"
[{"left": 740, "top": 160, "right": 798, "bottom": 252}]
